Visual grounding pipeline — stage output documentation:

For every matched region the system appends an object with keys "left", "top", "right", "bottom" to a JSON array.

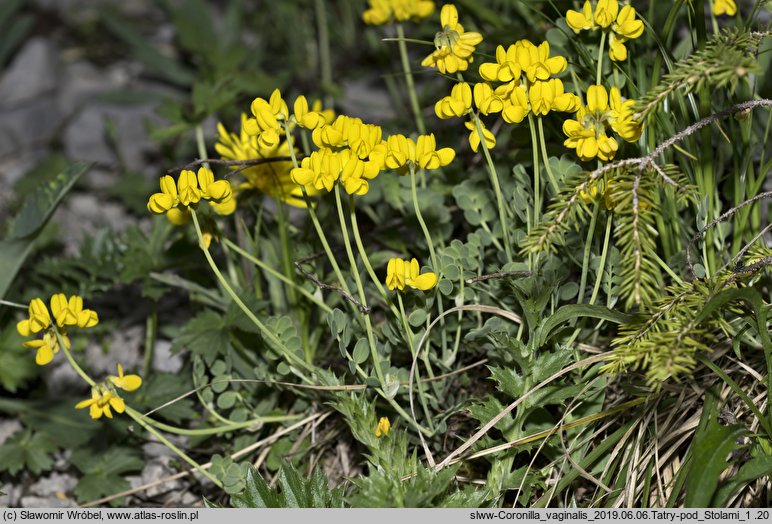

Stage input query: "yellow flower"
[
  {"left": 384, "top": 133, "right": 454, "bottom": 171},
  {"left": 339, "top": 149, "right": 380, "bottom": 196},
  {"left": 464, "top": 119, "right": 496, "bottom": 152},
  {"left": 415, "top": 133, "right": 455, "bottom": 169},
  {"left": 384, "top": 134, "right": 415, "bottom": 172},
  {"left": 216, "top": 114, "right": 310, "bottom": 208},
  {"left": 563, "top": 84, "right": 641, "bottom": 162},
  {"left": 501, "top": 84, "right": 530, "bottom": 124},
  {"left": 293, "top": 96, "right": 329, "bottom": 130},
  {"left": 375, "top": 416, "right": 391, "bottom": 437},
  {"left": 244, "top": 89, "right": 289, "bottom": 149},
  {"left": 514, "top": 40, "right": 567, "bottom": 83},
  {"left": 291, "top": 148, "right": 342, "bottom": 192},
  {"left": 593, "top": 0, "right": 618, "bottom": 28},
  {"left": 50, "top": 294, "right": 99, "bottom": 329},
  {"left": 16, "top": 298, "right": 52, "bottom": 336},
  {"left": 108, "top": 364, "right": 143, "bottom": 392},
  {"left": 435, "top": 82, "right": 472, "bottom": 119},
  {"left": 529, "top": 78, "right": 578, "bottom": 117},
  {"left": 421, "top": 4, "right": 483, "bottom": 74},
  {"left": 147, "top": 168, "right": 236, "bottom": 223},
  {"left": 565, "top": 1, "right": 643, "bottom": 62},
  {"left": 363, "top": 0, "right": 434, "bottom": 25},
  {"left": 386, "top": 258, "right": 438, "bottom": 291},
  {"left": 712, "top": 0, "right": 737, "bottom": 16},
  {"left": 75, "top": 387, "right": 126, "bottom": 420},
  {"left": 24, "top": 331, "right": 70, "bottom": 366},
  {"left": 473, "top": 82, "right": 505, "bottom": 115},
  {"left": 17, "top": 295, "right": 98, "bottom": 366},
  {"left": 566, "top": 1, "right": 594, "bottom": 32},
  {"left": 479, "top": 44, "right": 522, "bottom": 84}
]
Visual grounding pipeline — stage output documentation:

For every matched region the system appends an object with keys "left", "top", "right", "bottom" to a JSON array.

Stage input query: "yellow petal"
[
  {"left": 35, "top": 345, "right": 54, "bottom": 366},
  {"left": 17, "top": 319, "right": 31, "bottom": 337},
  {"left": 410, "top": 272, "right": 438, "bottom": 291}
]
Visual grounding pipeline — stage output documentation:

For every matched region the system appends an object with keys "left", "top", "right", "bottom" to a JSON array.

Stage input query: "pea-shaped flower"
[{"left": 386, "top": 258, "right": 438, "bottom": 292}]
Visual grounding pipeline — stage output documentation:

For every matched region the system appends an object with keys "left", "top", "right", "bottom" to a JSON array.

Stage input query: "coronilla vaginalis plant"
[{"left": 1, "top": 0, "right": 770, "bottom": 509}]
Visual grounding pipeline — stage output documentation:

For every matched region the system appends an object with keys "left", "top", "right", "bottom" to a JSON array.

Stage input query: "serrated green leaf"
[{"left": 0, "top": 430, "right": 56, "bottom": 475}]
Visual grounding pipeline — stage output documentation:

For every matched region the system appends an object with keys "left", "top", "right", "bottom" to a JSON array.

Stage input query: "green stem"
[
  {"left": 140, "top": 412, "right": 303, "bottom": 437},
  {"left": 528, "top": 113, "right": 541, "bottom": 228},
  {"left": 409, "top": 164, "right": 448, "bottom": 357},
  {"left": 596, "top": 31, "right": 607, "bottom": 85},
  {"left": 396, "top": 23, "right": 427, "bottom": 191},
  {"left": 409, "top": 164, "right": 439, "bottom": 271},
  {"left": 57, "top": 330, "right": 95, "bottom": 387},
  {"left": 284, "top": 123, "right": 351, "bottom": 295},
  {"left": 274, "top": 198, "right": 298, "bottom": 310},
  {"left": 349, "top": 197, "right": 402, "bottom": 319},
  {"left": 537, "top": 117, "right": 559, "bottom": 193},
  {"left": 142, "top": 307, "right": 157, "bottom": 378},
  {"left": 471, "top": 113, "right": 513, "bottom": 263},
  {"left": 577, "top": 202, "right": 600, "bottom": 304},
  {"left": 333, "top": 185, "right": 385, "bottom": 388},
  {"left": 223, "top": 238, "right": 333, "bottom": 314},
  {"left": 125, "top": 407, "right": 222, "bottom": 488},
  {"left": 396, "top": 293, "right": 434, "bottom": 430},
  {"left": 195, "top": 125, "right": 209, "bottom": 168},
  {"left": 588, "top": 213, "right": 613, "bottom": 306},
  {"left": 191, "top": 210, "right": 314, "bottom": 377}
]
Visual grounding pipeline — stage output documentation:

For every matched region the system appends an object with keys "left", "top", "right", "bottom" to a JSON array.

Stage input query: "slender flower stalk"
[
  {"left": 471, "top": 113, "right": 513, "bottom": 263},
  {"left": 284, "top": 123, "right": 352, "bottom": 295},
  {"left": 191, "top": 210, "right": 314, "bottom": 379},
  {"left": 333, "top": 185, "right": 386, "bottom": 388},
  {"left": 396, "top": 23, "right": 428, "bottom": 189}
]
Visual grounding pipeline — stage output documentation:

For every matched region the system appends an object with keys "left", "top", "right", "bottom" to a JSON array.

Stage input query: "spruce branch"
[{"left": 634, "top": 29, "right": 766, "bottom": 120}]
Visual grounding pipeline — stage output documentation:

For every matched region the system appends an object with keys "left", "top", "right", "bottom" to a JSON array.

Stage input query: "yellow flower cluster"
[
  {"left": 385, "top": 258, "right": 437, "bottom": 292},
  {"left": 421, "top": 4, "right": 483, "bottom": 74},
  {"left": 147, "top": 167, "right": 235, "bottom": 225},
  {"left": 215, "top": 92, "right": 333, "bottom": 207},
  {"left": 434, "top": 40, "right": 579, "bottom": 151},
  {"left": 291, "top": 115, "right": 387, "bottom": 196},
  {"left": 75, "top": 364, "right": 142, "bottom": 420},
  {"left": 362, "top": 0, "right": 434, "bottom": 25},
  {"left": 383, "top": 133, "right": 455, "bottom": 173},
  {"left": 562, "top": 85, "right": 642, "bottom": 162},
  {"left": 566, "top": 0, "right": 644, "bottom": 61},
  {"left": 216, "top": 115, "right": 305, "bottom": 208},
  {"left": 712, "top": 0, "right": 737, "bottom": 16},
  {"left": 17, "top": 294, "right": 98, "bottom": 365}
]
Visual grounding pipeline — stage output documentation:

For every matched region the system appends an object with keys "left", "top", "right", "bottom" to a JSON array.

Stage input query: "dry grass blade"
[
  {"left": 434, "top": 352, "right": 613, "bottom": 471},
  {"left": 80, "top": 412, "right": 330, "bottom": 508}
]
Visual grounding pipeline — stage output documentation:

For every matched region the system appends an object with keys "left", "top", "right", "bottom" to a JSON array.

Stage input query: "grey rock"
[
  {"left": 57, "top": 61, "right": 123, "bottom": 115},
  {"left": 0, "top": 38, "right": 59, "bottom": 109},
  {"left": 153, "top": 340, "right": 183, "bottom": 374},
  {"left": 339, "top": 78, "right": 397, "bottom": 123},
  {"left": 141, "top": 458, "right": 182, "bottom": 498},
  {"left": 142, "top": 433, "right": 188, "bottom": 460},
  {"left": 19, "top": 496, "right": 77, "bottom": 508},
  {"left": 0, "top": 98, "right": 61, "bottom": 164},
  {"left": 29, "top": 472, "right": 78, "bottom": 498},
  {"left": 63, "top": 103, "right": 164, "bottom": 172},
  {"left": 0, "top": 419, "right": 22, "bottom": 446},
  {"left": 0, "top": 482, "right": 21, "bottom": 508},
  {"left": 84, "top": 325, "right": 143, "bottom": 376},
  {"left": 52, "top": 193, "right": 134, "bottom": 256},
  {"left": 46, "top": 359, "right": 87, "bottom": 398}
]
